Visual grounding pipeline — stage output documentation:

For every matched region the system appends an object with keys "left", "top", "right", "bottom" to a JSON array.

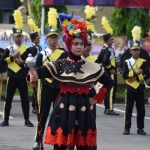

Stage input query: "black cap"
[
  {"left": 30, "top": 32, "right": 40, "bottom": 41},
  {"left": 12, "top": 28, "right": 22, "bottom": 36},
  {"left": 103, "top": 33, "right": 113, "bottom": 42},
  {"left": 45, "top": 27, "right": 58, "bottom": 37},
  {"left": 130, "top": 41, "right": 140, "bottom": 50}
]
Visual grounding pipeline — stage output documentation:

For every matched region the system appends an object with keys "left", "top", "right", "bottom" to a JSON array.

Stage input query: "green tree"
[
  {"left": 30, "top": 0, "right": 67, "bottom": 32},
  {"left": 110, "top": 7, "right": 150, "bottom": 40}
]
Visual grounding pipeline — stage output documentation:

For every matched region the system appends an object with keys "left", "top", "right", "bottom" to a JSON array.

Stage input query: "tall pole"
[
  {"left": 41, "top": 0, "right": 45, "bottom": 34},
  {"left": 27, "top": 0, "right": 31, "bottom": 16}
]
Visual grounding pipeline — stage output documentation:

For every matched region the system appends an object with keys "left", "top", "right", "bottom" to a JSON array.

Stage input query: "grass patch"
[
  {"left": 116, "top": 85, "right": 150, "bottom": 99},
  {"left": 2, "top": 83, "right": 33, "bottom": 96},
  {"left": 2, "top": 83, "right": 150, "bottom": 99}
]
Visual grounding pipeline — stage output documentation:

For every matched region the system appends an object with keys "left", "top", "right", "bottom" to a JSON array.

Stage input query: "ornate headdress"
[
  {"left": 12, "top": 10, "right": 23, "bottom": 36},
  {"left": 45, "top": 8, "right": 58, "bottom": 37},
  {"left": 59, "top": 13, "right": 88, "bottom": 51},
  {"left": 101, "top": 16, "right": 113, "bottom": 42},
  {"left": 130, "top": 26, "right": 141, "bottom": 50}
]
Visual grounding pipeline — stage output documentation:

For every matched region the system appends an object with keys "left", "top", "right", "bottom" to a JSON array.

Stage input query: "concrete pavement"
[{"left": 0, "top": 102, "right": 150, "bottom": 150}]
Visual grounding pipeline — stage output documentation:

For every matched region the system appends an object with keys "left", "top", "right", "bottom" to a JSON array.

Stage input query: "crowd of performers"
[{"left": 0, "top": 6, "right": 150, "bottom": 150}]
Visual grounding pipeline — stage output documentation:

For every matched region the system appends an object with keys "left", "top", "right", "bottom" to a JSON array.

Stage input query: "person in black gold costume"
[
  {"left": 122, "top": 26, "right": 149, "bottom": 135},
  {"left": 32, "top": 27, "right": 68, "bottom": 150},
  {"left": 29, "top": 32, "right": 42, "bottom": 114},
  {"left": 0, "top": 27, "right": 34, "bottom": 127},
  {"left": 30, "top": 13, "right": 114, "bottom": 150},
  {"left": 96, "top": 33, "right": 119, "bottom": 115},
  {"left": 122, "top": 43, "right": 149, "bottom": 135}
]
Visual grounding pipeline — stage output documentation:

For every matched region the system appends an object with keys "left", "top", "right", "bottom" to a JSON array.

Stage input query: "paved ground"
[{"left": 0, "top": 102, "right": 150, "bottom": 150}]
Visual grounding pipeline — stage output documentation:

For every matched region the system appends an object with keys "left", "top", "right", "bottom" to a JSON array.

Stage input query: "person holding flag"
[{"left": 27, "top": 17, "right": 42, "bottom": 114}]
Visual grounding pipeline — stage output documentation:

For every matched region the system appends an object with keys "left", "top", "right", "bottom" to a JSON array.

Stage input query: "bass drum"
[{"left": 120, "top": 48, "right": 150, "bottom": 70}]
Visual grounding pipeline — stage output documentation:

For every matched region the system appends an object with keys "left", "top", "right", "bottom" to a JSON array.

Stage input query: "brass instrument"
[{"left": 135, "top": 62, "right": 150, "bottom": 89}]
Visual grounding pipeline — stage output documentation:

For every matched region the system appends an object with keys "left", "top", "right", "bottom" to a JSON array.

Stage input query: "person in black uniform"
[
  {"left": 29, "top": 32, "right": 42, "bottom": 114},
  {"left": 96, "top": 33, "right": 119, "bottom": 115},
  {"left": 122, "top": 44, "right": 149, "bottom": 135},
  {"left": 32, "top": 27, "right": 68, "bottom": 150},
  {"left": 0, "top": 28, "right": 34, "bottom": 127}
]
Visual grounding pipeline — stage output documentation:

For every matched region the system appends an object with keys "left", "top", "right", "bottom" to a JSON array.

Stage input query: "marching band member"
[
  {"left": 0, "top": 10, "right": 34, "bottom": 127},
  {"left": 96, "top": 16, "right": 119, "bottom": 115},
  {"left": 28, "top": 18, "right": 42, "bottom": 114},
  {"left": 122, "top": 26, "right": 149, "bottom": 135},
  {"left": 32, "top": 8, "right": 68, "bottom": 150}
]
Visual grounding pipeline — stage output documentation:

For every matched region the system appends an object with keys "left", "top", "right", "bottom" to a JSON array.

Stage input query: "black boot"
[
  {"left": 0, "top": 120, "right": 9, "bottom": 126},
  {"left": 24, "top": 120, "right": 34, "bottom": 127},
  {"left": 123, "top": 129, "right": 130, "bottom": 135},
  {"left": 137, "top": 129, "right": 146, "bottom": 135},
  {"left": 105, "top": 109, "right": 120, "bottom": 115},
  {"left": 32, "top": 142, "right": 41, "bottom": 150}
]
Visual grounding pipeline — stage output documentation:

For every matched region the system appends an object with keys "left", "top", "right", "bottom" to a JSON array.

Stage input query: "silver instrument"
[
  {"left": 25, "top": 54, "right": 36, "bottom": 74},
  {"left": 135, "top": 62, "right": 150, "bottom": 89}
]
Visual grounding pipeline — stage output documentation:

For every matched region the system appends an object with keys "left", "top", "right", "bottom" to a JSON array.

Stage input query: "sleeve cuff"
[{"left": 106, "top": 64, "right": 111, "bottom": 69}]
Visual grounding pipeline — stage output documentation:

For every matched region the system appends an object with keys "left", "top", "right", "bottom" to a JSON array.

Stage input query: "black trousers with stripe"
[
  {"left": 3, "top": 76, "right": 29, "bottom": 121},
  {"left": 124, "top": 89, "right": 145, "bottom": 129},
  {"left": 32, "top": 81, "right": 38, "bottom": 109},
  {"left": 35, "top": 84, "right": 60, "bottom": 142},
  {"left": 104, "top": 74, "right": 117, "bottom": 111}
]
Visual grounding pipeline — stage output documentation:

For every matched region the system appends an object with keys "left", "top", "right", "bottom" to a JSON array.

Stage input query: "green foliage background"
[
  {"left": 30, "top": 0, "right": 68, "bottom": 33},
  {"left": 110, "top": 8, "right": 150, "bottom": 39}
]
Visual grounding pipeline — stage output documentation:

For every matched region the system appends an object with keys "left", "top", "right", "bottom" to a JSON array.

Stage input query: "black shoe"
[
  {"left": 123, "top": 129, "right": 130, "bottom": 135},
  {"left": 0, "top": 120, "right": 9, "bottom": 126},
  {"left": 24, "top": 120, "right": 34, "bottom": 127},
  {"left": 32, "top": 142, "right": 40, "bottom": 150},
  {"left": 32, "top": 108, "right": 37, "bottom": 114},
  {"left": 137, "top": 129, "right": 146, "bottom": 135},
  {"left": 105, "top": 110, "right": 120, "bottom": 115}
]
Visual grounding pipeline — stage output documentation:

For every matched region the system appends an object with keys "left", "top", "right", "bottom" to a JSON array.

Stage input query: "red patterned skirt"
[{"left": 44, "top": 84, "right": 97, "bottom": 148}]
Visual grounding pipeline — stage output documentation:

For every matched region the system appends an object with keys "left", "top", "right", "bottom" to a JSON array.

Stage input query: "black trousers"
[
  {"left": 104, "top": 74, "right": 117, "bottom": 110},
  {"left": 35, "top": 84, "right": 60, "bottom": 142},
  {"left": 32, "top": 81, "right": 38, "bottom": 109},
  {"left": 4, "top": 76, "right": 29, "bottom": 120},
  {"left": 125, "top": 89, "right": 145, "bottom": 129}
]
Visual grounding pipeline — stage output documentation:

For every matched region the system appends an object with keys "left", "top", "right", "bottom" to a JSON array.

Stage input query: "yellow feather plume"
[
  {"left": 101, "top": 16, "right": 113, "bottom": 34},
  {"left": 20, "top": 0, "right": 25, "bottom": 2},
  {"left": 131, "top": 26, "right": 141, "bottom": 42},
  {"left": 84, "top": 5, "right": 96, "bottom": 20},
  {"left": 47, "top": 8, "right": 58, "bottom": 30},
  {"left": 86, "top": 21, "right": 95, "bottom": 32},
  {"left": 12, "top": 10, "right": 23, "bottom": 30},
  {"left": 27, "top": 18, "right": 39, "bottom": 33}
]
